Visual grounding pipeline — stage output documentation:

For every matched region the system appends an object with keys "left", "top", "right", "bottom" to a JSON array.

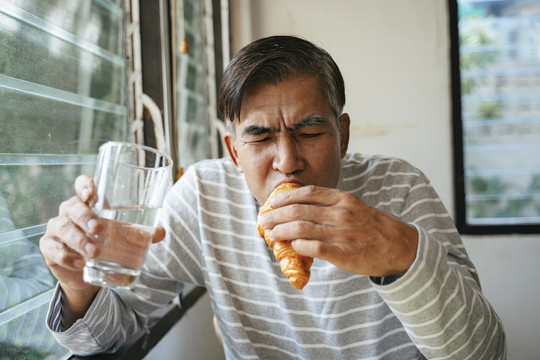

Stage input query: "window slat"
[
  {"left": 0, "top": 74, "right": 126, "bottom": 115},
  {"left": 0, "top": 153, "right": 97, "bottom": 166},
  {"left": 0, "top": 289, "right": 55, "bottom": 327},
  {"left": 466, "top": 168, "right": 540, "bottom": 177},
  {"left": 0, "top": 224, "right": 46, "bottom": 245},
  {"left": 464, "top": 143, "right": 540, "bottom": 151},
  {"left": 464, "top": 118, "right": 539, "bottom": 127},
  {"left": 462, "top": 65, "right": 540, "bottom": 77},
  {"left": 0, "top": 2, "right": 123, "bottom": 65},
  {"left": 468, "top": 216, "right": 540, "bottom": 226},
  {"left": 467, "top": 193, "right": 540, "bottom": 201}
]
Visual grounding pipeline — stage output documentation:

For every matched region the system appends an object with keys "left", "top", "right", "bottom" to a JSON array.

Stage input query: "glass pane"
[
  {"left": 0, "top": 303, "right": 68, "bottom": 359},
  {"left": 0, "top": 208, "right": 65, "bottom": 358},
  {"left": 0, "top": 0, "right": 126, "bottom": 358},
  {"left": 0, "top": 194, "right": 68, "bottom": 358},
  {"left": 4, "top": 0, "right": 124, "bottom": 55},
  {"left": 0, "top": 89, "right": 125, "bottom": 154},
  {"left": 458, "top": 0, "right": 540, "bottom": 225},
  {"left": 175, "top": 0, "right": 212, "bottom": 168},
  {"left": 2, "top": 162, "right": 96, "bottom": 229},
  {"left": 0, "top": 9, "right": 124, "bottom": 102}
]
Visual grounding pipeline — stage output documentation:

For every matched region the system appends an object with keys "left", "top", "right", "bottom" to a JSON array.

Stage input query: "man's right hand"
[
  {"left": 40, "top": 175, "right": 167, "bottom": 327},
  {"left": 40, "top": 175, "right": 102, "bottom": 326}
]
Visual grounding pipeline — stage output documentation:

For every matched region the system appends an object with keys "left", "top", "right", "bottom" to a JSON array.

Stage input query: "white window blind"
[{"left": 0, "top": 0, "right": 126, "bottom": 358}]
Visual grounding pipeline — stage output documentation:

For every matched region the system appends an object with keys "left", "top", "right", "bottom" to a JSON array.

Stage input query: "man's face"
[{"left": 224, "top": 75, "right": 350, "bottom": 205}]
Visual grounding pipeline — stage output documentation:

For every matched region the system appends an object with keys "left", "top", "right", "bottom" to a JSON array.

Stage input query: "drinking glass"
[{"left": 83, "top": 141, "right": 172, "bottom": 289}]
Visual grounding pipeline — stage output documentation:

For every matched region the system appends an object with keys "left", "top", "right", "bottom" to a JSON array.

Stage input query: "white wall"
[
  {"left": 230, "top": 0, "right": 540, "bottom": 359},
  {"left": 145, "top": 293, "right": 225, "bottom": 360}
]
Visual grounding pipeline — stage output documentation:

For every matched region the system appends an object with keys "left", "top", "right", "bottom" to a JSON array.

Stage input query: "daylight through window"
[
  {"left": 0, "top": 1, "right": 127, "bottom": 358},
  {"left": 451, "top": 0, "right": 540, "bottom": 233}
]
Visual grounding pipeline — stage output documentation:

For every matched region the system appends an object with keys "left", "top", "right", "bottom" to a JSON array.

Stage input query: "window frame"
[{"left": 448, "top": 0, "right": 540, "bottom": 235}]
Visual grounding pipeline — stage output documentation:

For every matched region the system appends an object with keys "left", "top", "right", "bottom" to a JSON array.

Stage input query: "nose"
[{"left": 272, "top": 134, "right": 305, "bottom": 175}]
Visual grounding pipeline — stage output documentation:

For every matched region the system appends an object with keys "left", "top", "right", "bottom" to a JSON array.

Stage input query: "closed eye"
[
  {"left": 241, "top": 124, "right": 276, "bottom": 143},
  {"left": 300, "top": 132, "right": 323, "bottom": 138},
  {"left": 242, "top": 134, "right": 275, "bottom": 144},
  {"left": 253, "top": 136, "right": 272, "bottom": 143}
]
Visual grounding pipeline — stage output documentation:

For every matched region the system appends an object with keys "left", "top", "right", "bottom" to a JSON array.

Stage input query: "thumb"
[
  {"left": 152, "top": 226, "right": 166, "bottom": 244},
  {"left": 75, "top": 175, "right": 95, "bottom": 205}
]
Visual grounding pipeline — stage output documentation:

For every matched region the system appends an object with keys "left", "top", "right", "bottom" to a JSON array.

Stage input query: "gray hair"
[{"left": 218, "top": 35, "right": 346, "bottom": 134}]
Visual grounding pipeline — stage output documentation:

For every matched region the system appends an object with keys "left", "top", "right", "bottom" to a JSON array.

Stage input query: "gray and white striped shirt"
[{"left": 47, "top": 153, "right": 506, "bottom": 359}]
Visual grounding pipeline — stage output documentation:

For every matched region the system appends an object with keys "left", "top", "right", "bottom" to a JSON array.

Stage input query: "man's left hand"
[{"left": 258, "top": 185, "right": 418, "bottom": 278}]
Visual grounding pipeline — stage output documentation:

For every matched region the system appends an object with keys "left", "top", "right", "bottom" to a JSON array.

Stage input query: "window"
[
  {"left": 0, "top": 1, "right": 127, "bottom": 358},
  {"left": 450, "top": 0, "right": 540, "bottom": 233},
  {"left": 1, "top": 0, "right": 227, "bottom": 358},
  {"left": 173, "top": 0, "right": 223, "bottom": 169}
]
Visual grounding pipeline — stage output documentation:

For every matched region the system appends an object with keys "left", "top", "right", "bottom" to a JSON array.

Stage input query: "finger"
[
  {"left": 40, "top": 234, "right": 86, "bottom": 270},
  {"left": 46, "top": 216, "right": 98, "bottom": 258},
  {"left": 75, "top": 175, "right": 95, "bottom": 204},
  {"left": 291, "top": 239, "right": 328, "bottom": 259},
  {"left": 290, "top": 239, "right": 352, "bottom": 272},
  {"left": 268, "top": 219, "right": 331, "bottom": 244},
  {"left": 59, "top": 196, "right": 101, "bottom": 235},
  {"left": 152, "top": 226, "right": 166, "bottom": 244},
  {"left": 259, "top": 204, "right": 310, "bottom": 230},
  {"left": 269, "top": 185, "right": 340, "bottom": 207},
  {"left": 261, "top": 203, "right": 344, "bottom": 231}
]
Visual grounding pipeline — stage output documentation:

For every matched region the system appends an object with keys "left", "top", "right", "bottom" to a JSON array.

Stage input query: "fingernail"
[
  {"left": 85, "top": 243, "right": 97, "bottom": 257},
  {"left": 74, "top": 259, "right": 85, "bottom": 268},
  {"left": 87, "top": 218, "right": 99, "bottom": 233},
  {"left": 82, "top": 188, "right": 91, "bottom": 201}
]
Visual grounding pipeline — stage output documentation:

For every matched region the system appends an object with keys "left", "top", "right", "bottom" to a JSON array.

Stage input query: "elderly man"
[{"left": 41, "top": 35, "right": 506, "bottom": 359}]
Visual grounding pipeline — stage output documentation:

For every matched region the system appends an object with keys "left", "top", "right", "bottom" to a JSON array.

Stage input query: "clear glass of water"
[{"left": 83, "top": 141, "right": 172, "bottom": 289}]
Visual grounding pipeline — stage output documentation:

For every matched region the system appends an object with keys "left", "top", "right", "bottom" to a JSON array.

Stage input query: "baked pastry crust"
[{"left": 257, "top": 183, "right": 314, "bottom": 289}]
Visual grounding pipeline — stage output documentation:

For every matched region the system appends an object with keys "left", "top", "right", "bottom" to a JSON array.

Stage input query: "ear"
[
  {"left": 338, "top": 113, "right": 350, "bottom": 158},
  {"left": 224, "top": 133, "right": 243, "bottom": 173}
]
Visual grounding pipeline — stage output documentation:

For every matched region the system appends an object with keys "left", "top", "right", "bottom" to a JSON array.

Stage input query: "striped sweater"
[{"left": 47, "top": 153, "right": 506, "bottom": 359}]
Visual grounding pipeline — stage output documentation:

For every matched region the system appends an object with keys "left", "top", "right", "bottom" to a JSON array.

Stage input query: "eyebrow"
[
  {"left": 242, "top": 124, "right": 272, "bottom": 137},
  {"left": 241, "top": 114, "right": 329, "bottom": 137},
  {"left": 291, "top": 114, "right": 328, "bottom": 131}
]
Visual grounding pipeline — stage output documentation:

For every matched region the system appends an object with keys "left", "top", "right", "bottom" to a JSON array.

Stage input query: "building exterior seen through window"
[{"left": 453, "top": 0, "right": 540, "bottom": 233}]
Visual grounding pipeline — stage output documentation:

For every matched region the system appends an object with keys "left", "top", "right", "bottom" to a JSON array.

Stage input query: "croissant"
[{"left": 257, "top": 183, "right": 313, "bottom": 289}]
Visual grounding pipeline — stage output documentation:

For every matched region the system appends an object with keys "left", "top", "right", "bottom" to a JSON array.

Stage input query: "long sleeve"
[
  {"left": 373, "top": 172, "right": 507, "bottom": 359},
  {"left": 44, "top": 183, "right": 192, "bottom": 355},
  {"left": 44, "top": 174, "right": 199, "bottom": 356},
  {"left": 46, "top": 286, "right": 133, "bottom": 355},
  {"left": 46, "top": 269, "right": 184, "bottom": 356}
]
